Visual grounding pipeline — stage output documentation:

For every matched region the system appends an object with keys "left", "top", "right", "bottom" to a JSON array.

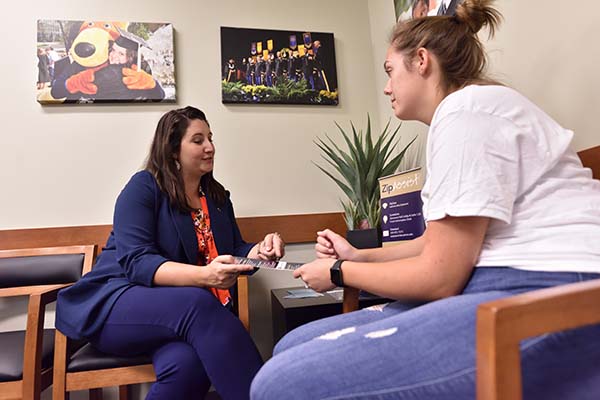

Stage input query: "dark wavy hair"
[
  {"left": 391, "top": 0, "right": 502, "bottom": 92},
  {"left": 145, "top": 106, "right": 227, "bottom": 211}
]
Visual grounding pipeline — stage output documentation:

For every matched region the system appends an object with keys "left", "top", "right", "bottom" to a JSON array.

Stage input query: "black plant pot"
[
  {"left": 344, "top": 228, "right": 383, "bottom": 309},
  {"left": 346, "top": 228, "right": 382, "bottom": 250}
]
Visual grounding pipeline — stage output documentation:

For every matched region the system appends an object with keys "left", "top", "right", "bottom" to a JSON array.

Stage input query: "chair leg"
[
  {"left": 119, "top": 385, "right": 130, "bottom": 400},
  {"left": 342, "top": 287, "right": 359, "bottom": 313},
  {"left": 52, "top": 331, "right": 69, "bottom": 400},
  {"left": 89, "top": 388, "right": 103, "bottom": 400}
]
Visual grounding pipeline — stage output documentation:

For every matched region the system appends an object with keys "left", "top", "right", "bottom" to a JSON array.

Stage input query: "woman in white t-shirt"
[{"left": 251, "top": 0, "right": 600, "bottom": 399}]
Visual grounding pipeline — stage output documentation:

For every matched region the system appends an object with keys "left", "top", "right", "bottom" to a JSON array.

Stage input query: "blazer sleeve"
[
  {"left": 226, "top": 192, "right": 255, "bottom": 257},
  {"left": 113, "top": 171, "right": 169, "bottom": 286}
]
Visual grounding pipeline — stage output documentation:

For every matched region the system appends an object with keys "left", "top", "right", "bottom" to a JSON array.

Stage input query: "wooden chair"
[
  {"left": 476, "top": 145, "right": 600, "bottom": 400},
  {"left": 0, "top": 245, "right": 95, "bottom": 400},
  {"left": 52, "top": 273, "right": 251, "bottom": 400}
]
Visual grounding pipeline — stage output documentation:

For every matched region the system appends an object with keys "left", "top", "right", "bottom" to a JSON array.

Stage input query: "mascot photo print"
[{"left": 36, "top": 19, "right": 175, "bottom": 104}]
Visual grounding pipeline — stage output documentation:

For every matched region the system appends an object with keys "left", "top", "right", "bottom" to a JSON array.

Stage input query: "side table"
[{"left": 271, "top": 287, "right": 389, "bottom": 344}]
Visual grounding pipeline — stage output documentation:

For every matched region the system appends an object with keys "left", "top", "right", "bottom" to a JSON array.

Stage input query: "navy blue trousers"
[{"left": 91, "top": 285, "right": 263, "bottom": 400}]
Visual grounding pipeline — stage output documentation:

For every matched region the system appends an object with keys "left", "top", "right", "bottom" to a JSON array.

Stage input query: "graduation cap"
[
  {"left": 115, "top": 35, "right": 139, "bottom": 50},
  {"left": 116, "top": 26, "right": 151, "bottom": 49}
]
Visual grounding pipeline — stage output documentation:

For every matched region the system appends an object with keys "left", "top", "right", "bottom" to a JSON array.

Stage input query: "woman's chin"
[
  {"left": 392, "top": 108, "right": 405, "bottom": 120},
  {"left": 200, "top": 165, "right": 214, "bottom": 175}
]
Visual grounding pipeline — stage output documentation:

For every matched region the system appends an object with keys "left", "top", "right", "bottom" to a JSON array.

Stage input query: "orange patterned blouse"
[{"left": 191, "top": 196, "right": 231, "bottom": 306}]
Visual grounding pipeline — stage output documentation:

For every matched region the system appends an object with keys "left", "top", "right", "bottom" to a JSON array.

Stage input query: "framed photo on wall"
[
  {"left": 36, "top": 20, "right": 176, "bottom": 104},
  {"left": 394, "top": 0, "right": 464, "bottom": 21},
  {"left": 220, "top": 26, "right": 338, "bottom": 106}
]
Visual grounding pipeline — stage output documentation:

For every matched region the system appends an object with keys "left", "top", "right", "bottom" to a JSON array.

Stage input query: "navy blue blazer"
[{"left": 56, "top": 171, "right": 254, "bottom": 340}]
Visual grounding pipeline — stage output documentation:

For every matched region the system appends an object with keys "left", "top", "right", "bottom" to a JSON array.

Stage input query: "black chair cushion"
[
  {"left": 0, "top": 330, "right": 55, "bottom": 382},
  {"left": 67, "top": 343, "right": 152, "bottom": 372},
  {"left": 0, "top": 254, "right": 84, "bottom": 288}
]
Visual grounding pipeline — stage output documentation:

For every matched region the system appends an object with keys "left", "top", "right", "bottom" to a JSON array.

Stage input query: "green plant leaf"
[
  {"left": 313, "top": 163, "right": 357, "bottom": 202},
  {"left": 341, "top": 200, "right": 359, "bottom": 230},
  {"left": 314, "top": 139, "right": 357, "bottom": 191},
  {"left": 380, "top": 136, "right": 418, "bottom": 177},
  {"left": 350, "top": 121, "right": 367, "bottom": 168},
  {"left": 322, "top": 134, "right": 356, "bottom": 173},
  {"left": 334, "top": 121, "right": 362, "bottom": 170}
]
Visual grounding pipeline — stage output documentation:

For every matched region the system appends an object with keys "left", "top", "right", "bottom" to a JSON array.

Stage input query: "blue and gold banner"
[{"left": 379, "top": 168, "right": 425, "bottom": 246}]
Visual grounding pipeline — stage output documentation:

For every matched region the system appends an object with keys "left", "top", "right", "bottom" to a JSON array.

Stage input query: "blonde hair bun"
[{"left": 455, "top": 0, "right": 502, "bottom": 38}]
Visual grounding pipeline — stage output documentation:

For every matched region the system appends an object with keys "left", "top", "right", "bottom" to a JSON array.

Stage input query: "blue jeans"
[
  {"left": 91, "top": 285, "right": 263, "bottom": 400},
  {"left": 251, "top": 268, "right": 600, "bottom": 400}
]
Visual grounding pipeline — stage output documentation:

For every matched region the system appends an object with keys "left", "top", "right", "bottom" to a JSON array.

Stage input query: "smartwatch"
[{"left": 330, "top": 259, "right": 345, "bottom": 287}]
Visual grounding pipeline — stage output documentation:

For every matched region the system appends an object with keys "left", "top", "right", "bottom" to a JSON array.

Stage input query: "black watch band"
[{"left": 330, "top": 259, "right": 345, "bottom": 287}]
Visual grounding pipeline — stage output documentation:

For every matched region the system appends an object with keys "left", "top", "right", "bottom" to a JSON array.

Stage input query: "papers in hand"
[
  {"left": 233, "top": 257, "right": 303, "bottom": 275},
  {"left": 284, "top": 288, "right": 324, "bottom": 299}
]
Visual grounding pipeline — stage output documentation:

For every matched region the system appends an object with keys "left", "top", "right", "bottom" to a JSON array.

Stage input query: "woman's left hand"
[
  {"left": 256, "top": 232, "right": 285, "bottom": 261},
  {"left": 293, "top": 258, "right": 336, "bottom": 293}
]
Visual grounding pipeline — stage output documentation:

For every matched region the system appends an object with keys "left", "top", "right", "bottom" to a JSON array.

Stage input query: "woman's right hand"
[
  {"left": 315, "top": 229, "right": 358, "bottom": 260},
  {"left": 203, "top": 255, "right": 254, "bottom": 289}
]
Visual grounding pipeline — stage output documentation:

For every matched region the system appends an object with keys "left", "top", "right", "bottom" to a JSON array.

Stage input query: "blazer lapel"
[{"left": 170, "top": 206, "right": 198, "bottom": 265}]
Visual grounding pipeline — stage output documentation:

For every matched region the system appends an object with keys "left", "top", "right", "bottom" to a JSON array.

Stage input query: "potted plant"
[{"left": 314, "top": 114, "right": 417, "bottom": 249}]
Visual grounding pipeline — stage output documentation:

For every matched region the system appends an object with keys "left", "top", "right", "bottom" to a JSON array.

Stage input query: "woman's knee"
[
  {"left": 165, "top": 288, "right": 226, "bottom": 330},
  {"left": 273, "top": 318, "right": 328, "bottom": 354},
  {"left": 153, "top": 341, "right": 210, "bottom": 392},
  {"left": 250, "top": 354, "right": 291, "bottom": 400}
]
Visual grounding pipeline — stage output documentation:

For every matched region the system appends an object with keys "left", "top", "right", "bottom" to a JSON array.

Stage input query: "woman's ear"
[{"left": 415, "top": 47, "right": 430, "bottom": 75}]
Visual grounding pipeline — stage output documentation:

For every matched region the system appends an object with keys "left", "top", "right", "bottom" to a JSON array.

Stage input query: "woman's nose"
[{"left": 383, "top": 79, "right": 392, "bottom": 95}]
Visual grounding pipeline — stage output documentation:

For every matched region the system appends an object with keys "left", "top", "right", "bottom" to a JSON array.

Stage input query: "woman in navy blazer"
[{"left": 56, "top": 106, "right": 284, "bottom": 400}]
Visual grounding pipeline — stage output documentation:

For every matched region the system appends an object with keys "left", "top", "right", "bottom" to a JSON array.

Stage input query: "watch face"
[{"left": 330, "top": 260, "right": 344, "bottom": 287}]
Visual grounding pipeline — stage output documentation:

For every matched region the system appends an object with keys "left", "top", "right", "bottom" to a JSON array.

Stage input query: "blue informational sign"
[{"left": 379, "top": 168, "right": 425, "bottom": 245}]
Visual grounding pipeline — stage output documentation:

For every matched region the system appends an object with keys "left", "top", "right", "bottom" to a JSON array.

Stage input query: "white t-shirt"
[{"left": 422, "top": 85, "right": 600, "bottom": 273}]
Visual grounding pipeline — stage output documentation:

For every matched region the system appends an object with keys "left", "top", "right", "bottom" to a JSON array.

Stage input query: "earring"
[{"left": 175, "top": 160, "right": 181, "bottom": 171}]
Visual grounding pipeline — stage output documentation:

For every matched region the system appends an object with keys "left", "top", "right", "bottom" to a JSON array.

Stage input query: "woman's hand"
[
  {"left": 315, "top": 229, "right": 358, "bottom": 260},
  {"left": 122, "top": 64, "right": 156, "bottom": 90},
  {"left": 203, "top": 255, "right": 254, "bottom": 289},
  {"left": 255, "top": 232, "right": 285, "bottom": 261},
  {"left": 293, "top": 258, "right": 337, "bottom": 292}
]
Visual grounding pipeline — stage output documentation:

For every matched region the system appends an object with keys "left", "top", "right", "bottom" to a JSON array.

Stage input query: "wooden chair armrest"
[
  {"left": 237, "top": 275, "right": 250, "bottom": 332},
  {"left": 0, "top": 283, "right": 67, "bottom": 298},
  {"left": 476, "top": 278, "right": 600, "bottom": 400},
  {"left": 478, "top": 278, "right": 600, "bottom": 340},
  {"left": 31, "top": 283, "right": 73, "bottom": 305}
]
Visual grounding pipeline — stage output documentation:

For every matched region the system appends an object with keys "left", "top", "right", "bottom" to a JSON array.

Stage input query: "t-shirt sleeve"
[{"left": 424, "top": 110, "right": 521, "bottom": 224}]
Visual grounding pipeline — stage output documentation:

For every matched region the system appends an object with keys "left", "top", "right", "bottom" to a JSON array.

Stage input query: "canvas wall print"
[
  {"left": 394, "top": 0, "right": 464, "bottom": 21},
  {"left": 36, "top": 20, "right": 175, "bottom": 104},
  {"left": 220, "top": 27, "right": 338, "bottom": 105}
]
